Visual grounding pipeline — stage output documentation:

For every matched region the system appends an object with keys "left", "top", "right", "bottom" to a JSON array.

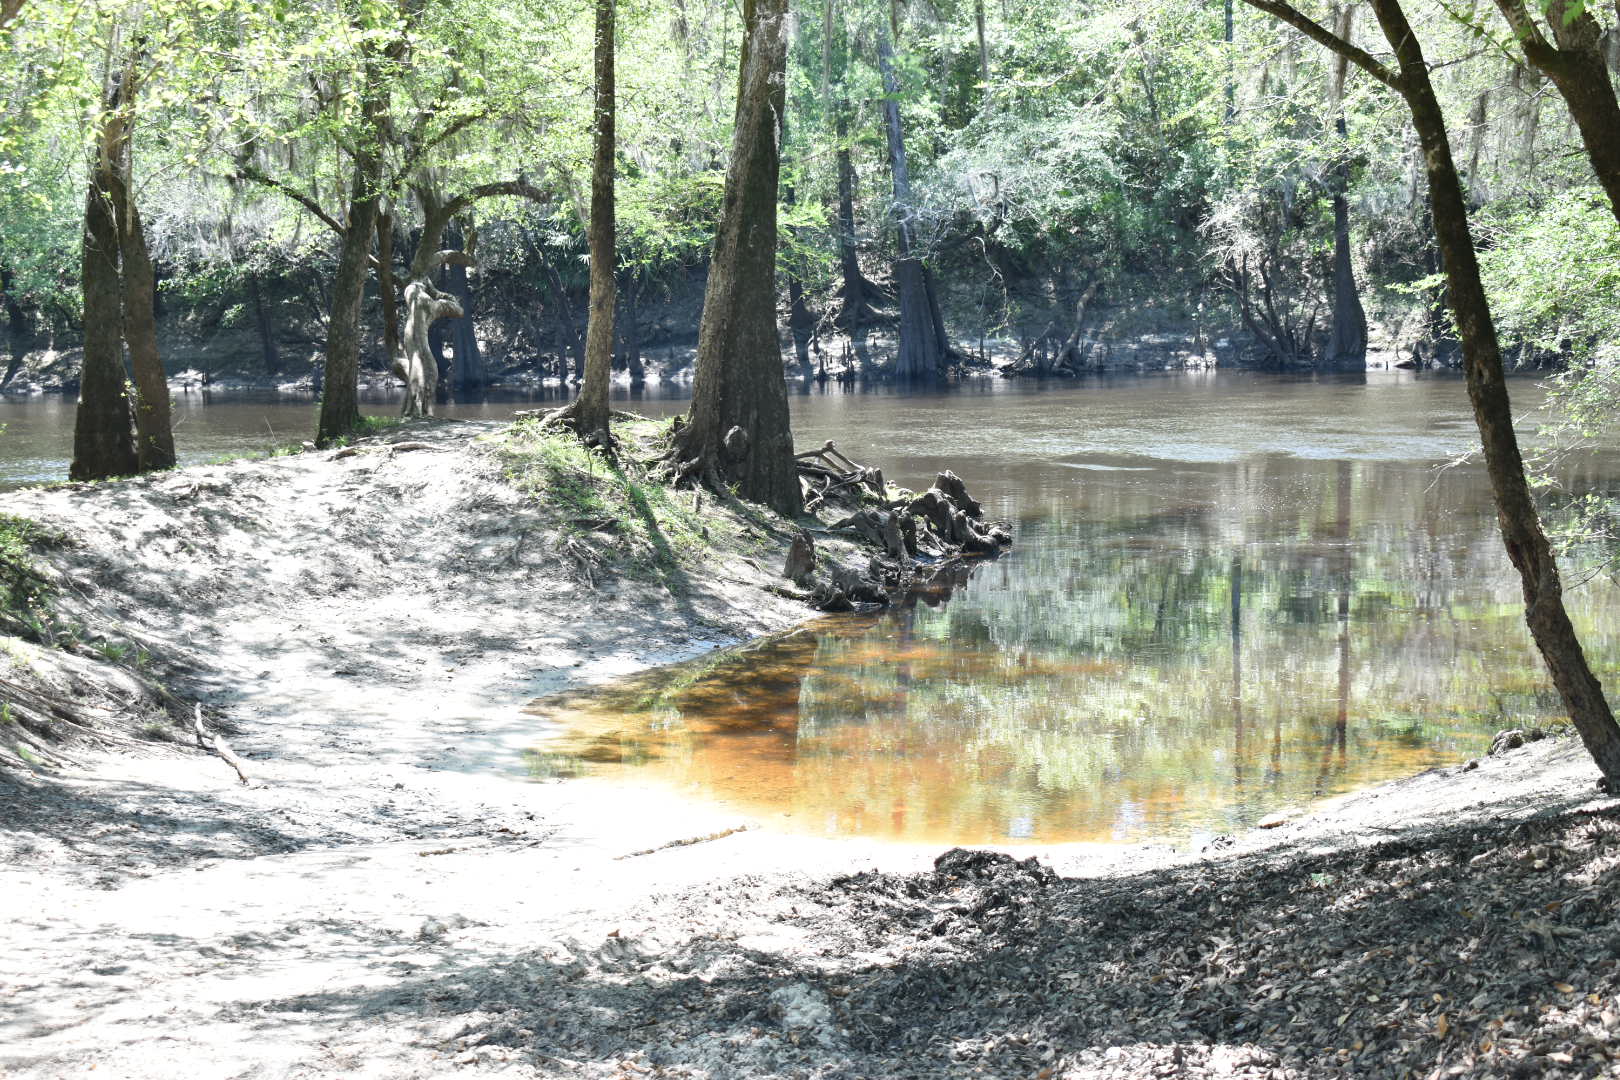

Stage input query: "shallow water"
[
  {"left": 523, "top": 372, "right": 1620, "bottom": 844},
  {"left": 7, "top": 371, "right": 1618, "bottom": 844}
]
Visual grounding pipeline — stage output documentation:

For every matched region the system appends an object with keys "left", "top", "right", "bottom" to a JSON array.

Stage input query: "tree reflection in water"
[{"left": 525, "top": 453, "right": 1620, "bottom": 844}]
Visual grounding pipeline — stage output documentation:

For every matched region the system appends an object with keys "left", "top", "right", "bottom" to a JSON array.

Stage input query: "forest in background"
[{"left": 1, "top": 0, "right": 1617, "bottom": 395}]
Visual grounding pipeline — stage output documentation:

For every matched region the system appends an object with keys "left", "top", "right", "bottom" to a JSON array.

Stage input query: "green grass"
[
  {"left": 0, "top": 514, "right": 55, "bottom": 633},
  {"left": 491, "top": 417, "right": 743, "bottom": 584}
]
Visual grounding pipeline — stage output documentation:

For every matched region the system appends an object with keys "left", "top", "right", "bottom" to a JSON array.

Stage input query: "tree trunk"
[
  {"left": 316, "top": 45, "right": 388, "bottom": 445},
  {"left": 436, "top": 222, "right": 479, "bottom": 397},
  {"left": 822, "top": 1, "right": 877, "bottom": 331},
  {"left": 1249, "top": 0, "right": 1620, "bottom": 789},
  {"left": 376, "top": 210, "right": 401, "bottom": 369},
  {"left": 673, "top": 0, "right": 801, "bottom": 516},
  {"left": 877, "top": 30, "right": 948, "bottom": 382},
  {"left": 0, "top": 266, "right": 24, "bottom": 388},
  {"left": 571, "top": 0, "right": 617, "bottom": 440},
  {"left": 72, "top": 156, "right": 136, "bottom": 481},
  {"left": 1322, "top": 5, "right": 1366, "bottom": 369},
  {"left": 1492, "top": 0, "right": 1620, "bottom": 227},
  {"left": 1465, "top": 90, "right": 1489, "bottom": 184},
  {"left": 1224, "top": 0, "right": 1236, "bottom": 122},
  {"left": 398, "top": 278, "right": 462, "bottom": 417},
  {"left": 72, "top": 69, "right": 139, "bottom": 483},
  {"left": 788, "top": 274, "right": 814, "bottom": 379},
  {"left": 1373, "top": 0, "right": 1620, "bottom": 787},
  {"left": 118, "top": 191, "right": 174, "bottom": 470},
  {"left": 833, "top": 128, "right": 869, "bottom": 329},
  {"left": 974, "top": 0, "right": 989, "bottom": 94},
  {"left": 249, "top": 275, "right": 280, "bottom": 376},
  {"left": 543, "top": 260, "right": 587, "bottom": 380},
  {"left": 317, "top": 160, "right": 380, "bottom": 443},
  {"left": 620, "top": 270, "right": 645, "bottom": 388}
]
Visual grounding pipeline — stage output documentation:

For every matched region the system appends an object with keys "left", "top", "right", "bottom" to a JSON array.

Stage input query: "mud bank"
[{"left": 1, "top": 421, "right": 1617, "bottom": 1079}]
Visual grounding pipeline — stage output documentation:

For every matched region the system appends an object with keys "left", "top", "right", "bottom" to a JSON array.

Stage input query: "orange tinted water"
[{"left": 523, "top": 373, "right": 1620, "bottom": 844}]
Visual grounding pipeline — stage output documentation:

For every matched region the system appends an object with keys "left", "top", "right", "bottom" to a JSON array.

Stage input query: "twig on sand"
[
  {"left": 192, "top": 704, "right": 251, "bottom": 786},
  {"left": 614, "top": 825, "right": 751, "bottom": 860}
]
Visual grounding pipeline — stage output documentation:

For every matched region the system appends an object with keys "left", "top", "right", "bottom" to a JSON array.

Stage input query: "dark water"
[
  {"left": 522, "top": 372, "right": 1620, "bottom": 844},
  {"left": 0, "top": 385, "right": 695, "bottom": 491},
  {"left": 7, "top": 373, "right": 1617, "bottom": 844}
]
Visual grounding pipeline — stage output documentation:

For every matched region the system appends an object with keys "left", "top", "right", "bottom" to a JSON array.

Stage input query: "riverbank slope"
[{"left": 1, "top": 421, "right": 1617, "bottom": 1079}]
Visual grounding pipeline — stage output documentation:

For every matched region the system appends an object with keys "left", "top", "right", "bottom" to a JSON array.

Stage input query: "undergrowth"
[
  {"left": 492, "top": 416, "right": 761, "bottom": 584},
  {"left": 0, "top": 513, "right": 56, "bottom": 635}
]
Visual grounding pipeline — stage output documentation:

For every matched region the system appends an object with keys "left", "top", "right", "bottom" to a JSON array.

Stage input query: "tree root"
[
  {"left": 531, "top": 401, "right": 618, "bottom": 463},
  {"left": 0, "top": 674, "right": 143, "bottom": 768},
  {"left": 795, "top": 440, "right": 885, "bottom": 513}
]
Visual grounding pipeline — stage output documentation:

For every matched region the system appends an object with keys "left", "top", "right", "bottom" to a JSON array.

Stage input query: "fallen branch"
[
  {"left": 614, "top": 825, "right": 751, "bottom": 860},
  {"left": 192, "top": 704, "right": 251, "bottom": 786}
]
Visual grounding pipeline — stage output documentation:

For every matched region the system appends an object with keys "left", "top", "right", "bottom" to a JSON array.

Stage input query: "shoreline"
[{"left": 1, "top": 420, "right": 1616, "bottom": 1078}]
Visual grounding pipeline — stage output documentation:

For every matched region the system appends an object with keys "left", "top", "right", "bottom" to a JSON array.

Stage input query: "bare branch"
[
  {"left": 236, "top": 166, "right": 346, "bottom": 237},
  {"left": 236, "top": 166, "right": 383, "bottom": 271},
  {"left": 0, "top": 0, "right": 24, "bottom": 30},
  {"left": 389, "top": 110, "right": 489, "bottom": 195},
  {"left": 1240, "top": 0, "right": 1405, "bottom": 93},
  {"left": 409, "top": 179, "right": 550, "bottom": 278}
]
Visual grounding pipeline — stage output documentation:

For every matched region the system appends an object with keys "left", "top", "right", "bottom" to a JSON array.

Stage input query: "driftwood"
[
  {"left": 614, "top": 825, "right": 751, "bottom": 860},
  {"left": 192, "top": 704, "right": 251, "bottom": 786}
]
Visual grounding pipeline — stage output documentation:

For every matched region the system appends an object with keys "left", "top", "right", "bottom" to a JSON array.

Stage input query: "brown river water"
[{"left": 5, "top": 372, "right": 1618, "bottom": 844}]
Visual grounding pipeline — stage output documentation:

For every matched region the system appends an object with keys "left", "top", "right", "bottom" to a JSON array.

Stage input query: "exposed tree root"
[
  {"left": 530, "top": 400, "right": 618, "bottom": 463},
  {"left": 780, "top": 442, "right": 1012, "bottom": 612}
]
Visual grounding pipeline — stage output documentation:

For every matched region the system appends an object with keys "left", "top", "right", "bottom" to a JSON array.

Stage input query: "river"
[{"left": 5, "top": 371, "right": 1617, "bottom": 844}]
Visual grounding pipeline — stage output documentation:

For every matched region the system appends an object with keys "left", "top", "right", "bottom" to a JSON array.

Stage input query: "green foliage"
[
  {"left": 1480, "top": 187, "right": 1620, "bottom": 374},
  {"left": 0, "top": 514, "right": 55, "bottom": 633}
]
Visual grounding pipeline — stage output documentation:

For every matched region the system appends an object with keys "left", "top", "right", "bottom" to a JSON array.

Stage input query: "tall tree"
[
  {"left": 314, "top": 19, "right": 395, "bottom": 445},
  {"left": 823, "top": 0, "right": 879, "bottom": 332},
  {"left": 554, "top": 0, "right": 617, "bottom": 443},
  {"left": 72, "top": 65, "right": 138, "bottom": 482},
  {"left": 876, "top": 25, "right": 951, "bottom": 382},
  {"left": 1243, "top": 0, "right": 1620, "bottom": 790},
  {"left": 974, "top": 0, "right": 989, "bottom": 96},
  {"left": 670, "top": 0, "right": 802, "bottom": 516},
  {"left": 1321, "top": 3, "right": 1366, "bottom": 368},
  {"left": 1488, "top": 0, "right": 1620, "bottom": 227},
  {"left": 71, "top": 42, "right": 173, "bottom": 480}
]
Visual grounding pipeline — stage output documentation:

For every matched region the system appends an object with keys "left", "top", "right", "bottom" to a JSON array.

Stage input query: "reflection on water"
[
  {"left": 527, "top": 404, "right": 1620, "bottom": 844},
  {"left": 9, "top": 371, "right": 1618, "bottom": 842}
]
